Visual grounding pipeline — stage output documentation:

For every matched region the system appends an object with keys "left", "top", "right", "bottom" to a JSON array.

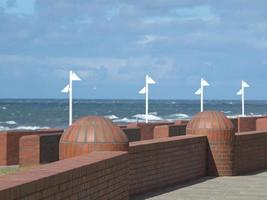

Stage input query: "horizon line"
[{"left": 0, "top": 98, "right": 267, "bottom": 101}]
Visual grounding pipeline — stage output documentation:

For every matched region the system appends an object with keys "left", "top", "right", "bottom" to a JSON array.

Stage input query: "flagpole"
[
  {"left": 145, "top": 75, "right": 149, "bottom": 123},
  {"left": 201, "top": 79, "right": 204, "bottom": 112},
  {"left": 242, "top": 86, "right": 245, "bottom": 117},
  {"left": 69, "top": 70, "right": 73, "bottom": 126}
]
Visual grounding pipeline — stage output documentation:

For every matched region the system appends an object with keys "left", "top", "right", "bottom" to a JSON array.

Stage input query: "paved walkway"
[{"left": 132, "top": 171, "right": 267, "bottom": 200}]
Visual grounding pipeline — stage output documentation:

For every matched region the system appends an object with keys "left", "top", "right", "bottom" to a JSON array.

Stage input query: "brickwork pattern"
[
  {"left": 235, "top": 131, "right": 267, "bottom": 175},
  {"left": 122, "top": 127, "right": 141, "bottom": 142},
  {"left": 129, "top": 135, "right": 207, "bottom": 196},
  {"left": 127, "top": 122, "right": 174, "bottom": 140},
  {"left": 256, "top": 118, "right": 267, "bottom": 131},
  {"left": 154, "top": 125, "right": 186, "bottom": 139},
  {"left": 19, "top": 133, "right": 62, "bottom": 167},
  {"left": 0, "top": 129, "right": 63, "bottom": 165},
  {"left": 237, "top": 117, "right": 260, "bottom": 132},
  {"left": 187, "top": 111, "right": 235, "bottom": 176},
  {"left": 0, "top": 151, "right": 129, "bottom": 200}
]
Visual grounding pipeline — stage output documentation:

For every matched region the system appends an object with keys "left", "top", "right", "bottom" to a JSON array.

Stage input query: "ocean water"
[{"left": 0, "top": 99, "right": 267, "bottom": 130}]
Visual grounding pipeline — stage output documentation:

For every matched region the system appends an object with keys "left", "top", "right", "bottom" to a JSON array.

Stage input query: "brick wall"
[
  {"left": 235, "top": 131, "right": 267, "bottom": 175},
  {"left": 19, "top": 133, "right": 62, "bottom": 167},
  {"left": 237, "top": 117, "right": 260, "bottom": 132},
  {"left": 154, "top": 124, "right": 186, "bottom": 139},
  {"left": 230, "top": 118, "right": 238, "bottom": 133},
  {"left": 127, "top": 122, "right": 174, "bottom": 140},
  {"left": 0, "top": 151, "right": 129, "bottom": 200},
  {"left": 256, "top": 118, "right": 267, "bottom": 131},
  {"left": 122, "top": 127, "right": 141, "bottom": 142},
  {"left": 0, "top": 129, "right": 64, "bottom": 166},
  {"left": 129, "top": 135, "right": 207, "bottom": 196}
]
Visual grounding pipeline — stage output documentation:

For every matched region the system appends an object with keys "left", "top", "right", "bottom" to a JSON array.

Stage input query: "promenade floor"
[{"left": 131, "top": 171, "right": 267, "bottom": 200}]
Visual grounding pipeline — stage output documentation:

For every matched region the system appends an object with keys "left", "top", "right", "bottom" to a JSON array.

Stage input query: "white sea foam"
[
  {"left": 132, "top": 114, "right": 162, "bottom": 121},
  {"left": 2, "top": 107, "right": 7, "bottom": 110},
  {"left": 15, "top": 126, "right": 50, "bottom": 130},
  {"left": 5, "top": 121, "right": 17, "bottom": 125},
  {"left": 222, "top": 111, "right": 232, "bottom": 114},
  {"left": 113, "top": 118, "right": 138, "bottom": 123},
  {"left": 0, "top": 121, "right": 17, "bottom": 125},
  {"left": 105, "top": 115, "right": 119, "bottom": 120},
  {"left": 0, "top": 126, "right": 10, "bottom": 131},
  {"left": 167, "top": 113, "right": 190, "bottom": 119},
  {"left": 0, "top": 126, "right": 50, "bottom": 131}
]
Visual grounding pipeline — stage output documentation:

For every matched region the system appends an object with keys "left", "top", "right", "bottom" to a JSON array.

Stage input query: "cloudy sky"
[{"left": 0, "top": 0, "right": 266, "bottom": 99}]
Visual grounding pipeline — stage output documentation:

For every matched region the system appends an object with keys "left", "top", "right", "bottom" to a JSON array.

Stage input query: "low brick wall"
[
  {"left": 256, "top": 118, "right": 267, "bottom": 131},
  {"left": 127, "top": 122, "right": 174, "bottom": 140},
  {"left": 230, "top": 118, "right": 238, "bottom": 133},
  {"left": 235, "top": 131, "right": 267, "bottom": 175},
  {"left": 0, "top": 129, "right": 64, "bottom": 166},
  {"left": 154, "top": 124, "right": 186, "bottom": 139},
  {"left": 0, "top": 151, "right": 129, "bottom": 200},
  {"left": 122, "top": 127, "right": 141, "bottom": 142},
  {"left": 19, "top": 133, "right": 62, "bottom": 167},
  {"left": 237, "top": 117, "right": 260, "bottom": 132},
  {"left": 129, "top": 135, "right": 207, "bottom": 196}
]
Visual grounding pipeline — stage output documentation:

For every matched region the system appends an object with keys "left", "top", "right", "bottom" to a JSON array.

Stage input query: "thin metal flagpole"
[
  {"left": 145, "top": 75, "right": 149, "bottom": 123},
  {"left": 69, "top": 70, "right": 73, "bottom": 126},
  {"left": 242, "top": 86, "right": 245, "bottom": 116},
  {"left": 201, "top": 79, "right": 204, "bottom": 112}
]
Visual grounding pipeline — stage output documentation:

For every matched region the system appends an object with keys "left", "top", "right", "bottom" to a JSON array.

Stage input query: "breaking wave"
[
  {"left": 104, "top": 115, "right": 119, "bottom": 120},
  {"left": 0, "top": 126, "right": 50, "bottom": 131},
  {"left": 132, "top": 114, "right": 162, "bottom": 121},
  {"left": 166, "top": 113, "right": 190, "bottom": 119}
]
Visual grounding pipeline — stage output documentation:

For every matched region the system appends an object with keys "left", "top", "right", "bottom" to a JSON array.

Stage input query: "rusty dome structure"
[
  {"left": 186, "top": 111, "right": 235, "bottom": 176},
  {"left": 59, "top": 116, "right": 129, "bottom": 160}
]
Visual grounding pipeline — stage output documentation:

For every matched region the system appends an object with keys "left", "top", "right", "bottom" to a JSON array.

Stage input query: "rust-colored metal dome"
[
  {"left": 186, "top": 111, "right": 235, "bottom": 176},
  {"left": 59, "top": 116, "right": 129, "bottom": 160},
  {"left": 187, "top": 111, "right": 234, "bottom": 133}
]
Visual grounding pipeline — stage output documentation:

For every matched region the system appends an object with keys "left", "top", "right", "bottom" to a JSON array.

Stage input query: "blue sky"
[{"left": 0, "top": 0, "right": 267, "bottom": 99}]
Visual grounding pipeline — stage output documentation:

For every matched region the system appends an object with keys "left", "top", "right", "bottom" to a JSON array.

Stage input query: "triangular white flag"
[
  {"left": 71, "top": 72, "right": 81, "bottom": 81},
  {"left": 61, "top": 84, "right": 70, "bottom": 93},
  {"left": 195, "top": 88, "right": 201, "bottom": 95},
  {"left": 147, "top": 76, "right": 156, "bottom": 84},
  {"left": 237, "top": 89, "right": 242, "bottom": 96},
  {"left": 139, "top": 87, "right": 146, "bottom": 94},
  {"left": 201, "top": 79, "right": 210, "bottom": 87},
  {"left": 242, "top": 80, "right": 249, "bottom": 88}
]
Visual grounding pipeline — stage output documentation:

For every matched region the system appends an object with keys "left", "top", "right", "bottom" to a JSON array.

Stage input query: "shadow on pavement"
[{"left": 130, "top": 176, "right": 215, "bottom": 200}]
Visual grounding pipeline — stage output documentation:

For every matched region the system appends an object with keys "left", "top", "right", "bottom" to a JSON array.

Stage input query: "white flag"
[
  {"left": 195, "top": 88, "right": 201, "bottom": 95},
  {"left": 139, "top": 87, "right": 146, "bottom": 94},
  {"left": 237, "top": 89, "right": 242, "bottom": 96},
  {"left": 147, "top": 76, "right": 156, "bottom": 84},
  {"left": 61, "top": 84, "right": 70, "bottom": 93},
  {"left": 71, "top": 72, "right": 81, "bottom": 81},
  {"left": 201, "top": 79, "right": 210, "bottom": 87},
  {"left": 242, "top": 80, "right": 249, "bottom": 88}
]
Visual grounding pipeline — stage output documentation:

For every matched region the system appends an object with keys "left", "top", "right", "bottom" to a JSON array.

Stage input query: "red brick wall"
[
  {"left": 256, "top": 118, "right": 267, "bottom": 131},
  {"left": 235, "top": 131, "right": 267, "bottom": 175},
  {"left": 237, "top": 117, "right": 261, "bottom": 132},
  {"left": 0, "top": 151, "right": 129, "bottom": 200},
  {"left": 154, "top": 125, "right": 186, "bottom": 139},
  {"left": 0, "top": 133, "right": 7, "bottom": 165},
  {"left": 230, "top": 118, "right": 238, "bottom": 133},
  {"left": 19, "top": 135, "right": 40, "bottom": 167},
  {"left": 127, "top": 122, "right": 174, "bottom": 140},
  {"left": 19, "top": 133, "right": 62, "bottom": 167},
  {"left": 129, "top": 135, "right": 207, "bottom": 196},
  {"left": 122, "top": 127, "right": 141, "bottom": 142},
  {"left": 0, "top": 129, "right": 64, "bottom": 166}
]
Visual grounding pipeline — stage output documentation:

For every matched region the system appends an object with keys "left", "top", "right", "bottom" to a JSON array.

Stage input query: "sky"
[{"left": 0, "top": 0, "right": 267, "bottom": 99}]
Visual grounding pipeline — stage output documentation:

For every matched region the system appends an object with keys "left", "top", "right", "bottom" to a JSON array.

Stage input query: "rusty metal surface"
[{"left": 59, "top": 116, "right": 129, "bottom": 159}]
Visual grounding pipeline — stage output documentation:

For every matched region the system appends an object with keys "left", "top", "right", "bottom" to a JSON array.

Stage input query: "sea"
[{"left": 0, "top": 99, "right": 266, "bottom": 131}]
